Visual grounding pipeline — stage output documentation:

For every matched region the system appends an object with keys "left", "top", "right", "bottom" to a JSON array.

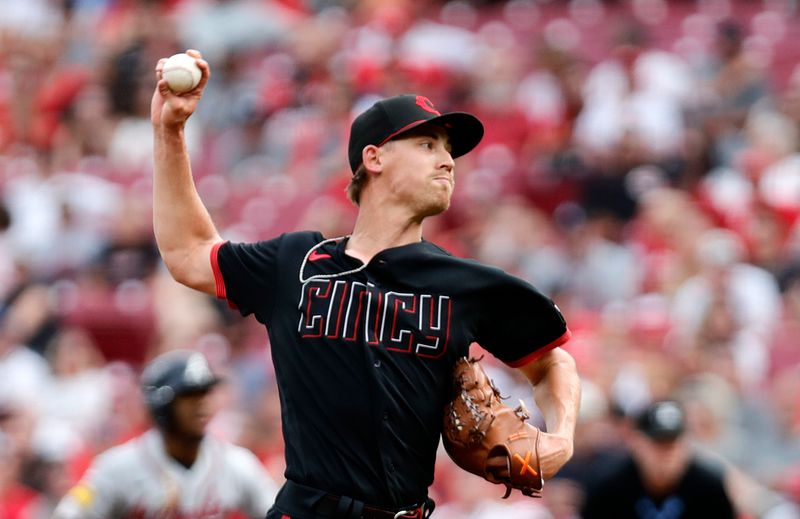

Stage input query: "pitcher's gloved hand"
[{"left": 442, "top": 357, "right": 544, "bottom": 498}]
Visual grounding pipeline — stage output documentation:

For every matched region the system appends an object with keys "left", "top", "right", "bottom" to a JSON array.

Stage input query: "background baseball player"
[
  {"left": 150, "top": 49, "right": 581, "bottom": 518},
  {"left": 52, "top": 349, "right": 278, "bottom": 519}
]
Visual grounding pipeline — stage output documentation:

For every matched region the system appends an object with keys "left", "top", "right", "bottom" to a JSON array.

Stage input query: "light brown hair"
[{"left": 346, "top": 163, "right": 368, "bottom": 205}]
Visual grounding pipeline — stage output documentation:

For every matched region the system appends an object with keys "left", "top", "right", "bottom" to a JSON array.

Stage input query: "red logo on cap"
[{"left": 416, "top": 96, "right": 441, "bottom": 116}]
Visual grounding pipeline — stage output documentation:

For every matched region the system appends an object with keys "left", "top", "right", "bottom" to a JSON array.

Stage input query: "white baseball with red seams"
[{"left": 162, "top": 53, "right": 201, "bottom": 93}]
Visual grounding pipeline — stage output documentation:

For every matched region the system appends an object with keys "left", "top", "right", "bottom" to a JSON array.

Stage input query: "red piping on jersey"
[
  {"left": 210, "top": 241, "right": 228, "bottom": 300},
  {"left": 210, "top": 241, "right": 238, "bottom": 310},
  {"left": 505, "top": 329, "right": 572, "bottom": 368}
]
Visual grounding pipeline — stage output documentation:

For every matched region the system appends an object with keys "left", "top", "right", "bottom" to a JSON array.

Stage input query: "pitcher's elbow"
[
  {"left": 159, "top": 249, "right": 194, "bottom": 283},
  {"left": 157, "top": 240, "right": 219, "bottom": 295}
]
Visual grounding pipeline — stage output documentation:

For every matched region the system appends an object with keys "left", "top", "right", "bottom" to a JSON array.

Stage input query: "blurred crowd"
[{"left": 1, "top": 0, "right": 800, "bottom": 517}]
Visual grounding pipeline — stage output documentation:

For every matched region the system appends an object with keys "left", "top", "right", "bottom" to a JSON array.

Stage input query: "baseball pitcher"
[{"left": 150, "top": 50, "right": 581, "bottom": 519}]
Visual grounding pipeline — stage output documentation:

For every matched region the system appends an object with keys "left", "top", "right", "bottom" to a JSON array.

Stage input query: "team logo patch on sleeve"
[{"left": 69, "top": 482, "right": 95, "bottom": 508}]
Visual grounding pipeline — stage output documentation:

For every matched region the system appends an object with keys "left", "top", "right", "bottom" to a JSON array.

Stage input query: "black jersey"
[
  {"left": 580, "top": 454, "right": 735, "bottom": 519},
  {"left": 212, "top": 231, "right": 570, "bottom": 508}
]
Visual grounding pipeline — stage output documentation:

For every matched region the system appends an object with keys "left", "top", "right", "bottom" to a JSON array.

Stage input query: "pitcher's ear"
[{"left": 362, "top": 144, "right": 383, "bottom": 173}]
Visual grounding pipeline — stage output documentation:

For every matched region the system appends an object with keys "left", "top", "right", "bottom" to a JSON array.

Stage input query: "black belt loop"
[
  {"left": 335, "top": 496, "right": 353, "bottom": 518},
  {"left": 350, "top": 500, "right": 365, "bottom": 519}
]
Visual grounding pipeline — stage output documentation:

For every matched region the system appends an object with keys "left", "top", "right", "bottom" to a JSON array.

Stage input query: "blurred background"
[{"left": 0, "top": 0, "right": 799, "bottom": 517}]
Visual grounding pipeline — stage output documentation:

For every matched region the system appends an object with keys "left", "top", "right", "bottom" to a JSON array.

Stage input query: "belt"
[
  {"left": 315, "top": 494, "right": 430, "bottom": 519},
  {"left": 275, "top": 479, "right": 433, "bottom": 519}
]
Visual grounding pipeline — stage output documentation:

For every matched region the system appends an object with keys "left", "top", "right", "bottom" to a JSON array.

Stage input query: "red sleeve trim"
[
  {"left": 505, "top": 329, "right": 572, "bottom": 368},
  {"left": 210, "top": 241, "right": 228, "bottom": 300}
]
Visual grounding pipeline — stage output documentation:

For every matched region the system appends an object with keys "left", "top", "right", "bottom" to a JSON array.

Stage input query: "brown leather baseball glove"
[{"left": 442, "top": 356, "right": 544, "bottom": 498}]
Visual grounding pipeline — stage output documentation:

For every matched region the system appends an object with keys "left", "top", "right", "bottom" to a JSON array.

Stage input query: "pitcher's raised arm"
[{"left": 151, "top": 49, "right": 220, "bottom": 295}]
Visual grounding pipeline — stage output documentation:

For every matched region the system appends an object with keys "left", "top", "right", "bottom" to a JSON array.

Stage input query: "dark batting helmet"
[{"left": 140, "top": 349, "right": 220, "bottom": 429}]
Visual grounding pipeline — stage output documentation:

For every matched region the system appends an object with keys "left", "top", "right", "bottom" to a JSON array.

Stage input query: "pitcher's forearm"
[
  {"left": 532, "top": 349, "right": 580, "bottom": 441},
  {"left": 520, "top": 348, "right": 580, "bottom": 441},
  {"left": 153, "top": 125, "right": 221, "bottom": 287}
]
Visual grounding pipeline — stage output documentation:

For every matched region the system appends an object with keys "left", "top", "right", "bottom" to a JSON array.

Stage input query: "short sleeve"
[
  {"left": 211, "top": 235, "right": 285, "bottom": 322},
  {"left": 474, "top": 272, "right": 570, "bottom": 367},
  {"left": 52, "top": 453, "right": 120, "bottom": 519},
  {"left": 228, "top": 446, "right": 279, "bottom": 519}
]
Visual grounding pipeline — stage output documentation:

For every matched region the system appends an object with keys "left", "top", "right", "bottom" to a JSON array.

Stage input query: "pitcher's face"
[{"left": 379, "top": 125, "right": 456, "bottom": 218}]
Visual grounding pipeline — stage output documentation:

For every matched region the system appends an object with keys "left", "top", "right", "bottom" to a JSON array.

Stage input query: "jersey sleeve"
[
  {"left": 227, "top": 446, "right": 280, "bottom": 519},
  {"left": 473, "top": 270, "right": 570, "bottom": 367},
  {"left": 211, "top": 235, "right": 286, "bottom": 322},
  {"left": 52, "top": 452, "right": 121, "bottom": 519}
]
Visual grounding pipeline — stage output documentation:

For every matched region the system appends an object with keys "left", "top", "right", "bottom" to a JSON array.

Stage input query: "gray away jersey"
[{"left": 53, "top": 430, "right": 278, "bottom": 519}]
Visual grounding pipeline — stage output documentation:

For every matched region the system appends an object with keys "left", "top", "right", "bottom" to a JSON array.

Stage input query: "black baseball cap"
[
  {"left": 347, "top": 94, "right": 484, "bottom": 173},
  {"left": 635, "top": 400, "right": 686, "bottom": 442}
]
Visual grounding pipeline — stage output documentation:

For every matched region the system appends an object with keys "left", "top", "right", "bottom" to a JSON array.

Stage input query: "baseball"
[{"left": 162, "top": 53, "right": 202, "bottom": 94}]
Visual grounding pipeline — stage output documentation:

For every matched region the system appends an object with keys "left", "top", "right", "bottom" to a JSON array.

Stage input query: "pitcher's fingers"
[
  {"left": 186, "top": 49, "right": 202, "bottom": 59},
  {"left": 155, "top": 58, "right": 167, "bottom": 79},
  {"left": 194, "top": 59, "right": 211, "bottom": 89},
  {"left": 157, "top": 78, "right": 175, "bottom": 98}
]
